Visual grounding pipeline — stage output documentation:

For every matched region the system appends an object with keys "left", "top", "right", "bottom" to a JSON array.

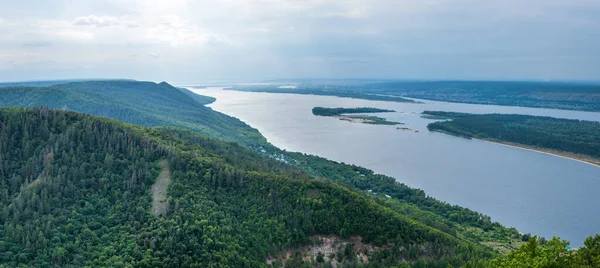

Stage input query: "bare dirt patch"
[
  {"left": 266, "top": 235, "right": 379, "bottom": 266},
  {"left": 151, "top": 159, "right": 171, "bottom": 217}
]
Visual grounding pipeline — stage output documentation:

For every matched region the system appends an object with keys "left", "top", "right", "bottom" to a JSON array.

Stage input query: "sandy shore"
[{"left": 476, "top": 139, "right": 600, "bottom": 167}]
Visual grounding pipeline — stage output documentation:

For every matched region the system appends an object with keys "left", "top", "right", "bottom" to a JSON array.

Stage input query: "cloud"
[
  {"left": 22, "top": 41, "right": 52, "bottom": 47},
  {"left": 73, "top": 15, "right": 120, "bottom": 27},
  {"left": 1, "top": 0, "right": 600, "bottom": 81}
]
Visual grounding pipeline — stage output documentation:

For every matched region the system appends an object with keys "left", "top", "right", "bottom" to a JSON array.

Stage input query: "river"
[{"left": 190, "top": 87, "right": 600, "bottom": 246}]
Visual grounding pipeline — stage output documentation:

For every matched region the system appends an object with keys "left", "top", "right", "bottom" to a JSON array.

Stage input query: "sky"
[{"left": 1, "top": 0, "right": 599, "bottom": 83}]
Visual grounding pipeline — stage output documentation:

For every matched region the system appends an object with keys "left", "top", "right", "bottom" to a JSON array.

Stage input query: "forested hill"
[
  {"left": 0, "top": 107, "right": 497, "bottom": 267},
  {"left": 0, "top": 80, "right": 564, "bottom": 255},
  {"left": 0, "top": 81, "right": 266, "bottom": 148},
  {"left": 177, "top": 86, "right": 216, "bottom": 105}
]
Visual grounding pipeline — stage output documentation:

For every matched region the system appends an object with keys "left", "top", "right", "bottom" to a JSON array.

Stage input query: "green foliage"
[
  {"left": 0, "top": 107, "right": 497, "bottom": 267},
  {"left": 285, "top": 151, "right": 503, "bottom": 233},
  {"left": 483, "top": 235, "right": 600, "bottom": 267},
  {"left": 312, "top": 107, "right": 401, "bottom": 125},
  {"left": 424, "top": 111, "right": 600, "bottom": 159}
]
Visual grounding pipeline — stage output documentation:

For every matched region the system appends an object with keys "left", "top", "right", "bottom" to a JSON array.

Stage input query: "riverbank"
[
  {"left": 478, "top": 139, "right": 600, "bottom": 167},
  {"left": 429, "top": 128, "right": 600, "bottom": 167},
  {"left": 424, "top": 112, "right": 600, "bottom": 167},
  {"left": 194, "top": 87, "right": 600, "bottom": 246}
]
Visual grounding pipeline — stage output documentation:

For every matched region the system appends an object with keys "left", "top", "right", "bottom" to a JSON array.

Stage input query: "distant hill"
[
  {"left": 0, "top": 80, "right": 266, "bottom": 148},
  {"left": 177, "top": 86, "right": 216, "bottom": 105},
  {"left": 0, "top": 79, "right": 134, "bottom": 88},
  {"left": 362, "top": 80, "right": 600, "bottom": 111}
]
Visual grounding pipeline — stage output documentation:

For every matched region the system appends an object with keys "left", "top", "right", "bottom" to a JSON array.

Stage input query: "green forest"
[
  {"left": 312, "top": 107, "right": 400, "bottom": 125},
  {"left": 1, "top": 81, "right": 599, "bottom": 267},
  {"left": 424, "top": 111, "right": 600, "bottom": 161},
  {"left": 0, "top": 107, "right": 496, "bottom": 267}
]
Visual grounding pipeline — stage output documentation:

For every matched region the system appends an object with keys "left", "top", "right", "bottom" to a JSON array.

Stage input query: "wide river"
[{"left": 190, "top": 87, "right": 600, "bottom": 246}]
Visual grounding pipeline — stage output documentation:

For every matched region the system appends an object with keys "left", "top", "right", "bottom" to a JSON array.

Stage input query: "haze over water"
[{"left": 192, "top": 87, "right": 600, "bottom": 247}]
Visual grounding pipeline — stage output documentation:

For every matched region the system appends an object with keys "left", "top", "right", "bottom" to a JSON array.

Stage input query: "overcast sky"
[{"left": 1, "top": 0, "right": 599, "bottom": 83}]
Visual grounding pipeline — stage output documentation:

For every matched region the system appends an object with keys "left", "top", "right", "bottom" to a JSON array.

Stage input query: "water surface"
[{"left": 192, "top": 87, "right": 600, "bottom": 246}]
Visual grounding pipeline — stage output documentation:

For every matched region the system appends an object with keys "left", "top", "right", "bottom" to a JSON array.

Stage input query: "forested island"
[
  {"left": 312, "top": 107, "right": 401, "bottom": 125},
  {"left": 312, "top": 107, "right": 395, "bottom": 116},
  {"left": 424, "top": 111, "right": 600, "bottom": 165},
  {"left": 1, "top": 80, "right": 599, "bottom": 267}
]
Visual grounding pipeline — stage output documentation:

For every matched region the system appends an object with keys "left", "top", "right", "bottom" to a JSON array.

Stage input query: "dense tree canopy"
[{"left": 0, "top": 107, "right": 497, "bottom": 267}]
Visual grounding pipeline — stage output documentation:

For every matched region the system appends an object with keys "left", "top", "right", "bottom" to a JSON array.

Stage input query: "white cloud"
[
  {"left": 73, "top": 15, "right": 120, "bottom": 27},
  {"left": 0, "top": 0, "right": 599, "bottom": 81}
]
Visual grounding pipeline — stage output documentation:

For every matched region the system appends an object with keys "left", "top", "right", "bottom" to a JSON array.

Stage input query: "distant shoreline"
[
  {"left": 429, "top": 129, "right": 600, "bottom": 167},
  {"left": 476, "top": 138, "right": 600, "bottom": 167}
]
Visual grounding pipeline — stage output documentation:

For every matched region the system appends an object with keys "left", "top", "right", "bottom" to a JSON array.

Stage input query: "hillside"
[
  {"left": 177, "top": 87, "right": 216, "bottom": 105},
  {"left": 0, "top": 81, "right": 266, "bottom": 148},
  {"left": 0, "top": 80, "right": 548, "bottom": 254},
  {"left": 0, "top": 108, "right": 497, "bottom": 267}
]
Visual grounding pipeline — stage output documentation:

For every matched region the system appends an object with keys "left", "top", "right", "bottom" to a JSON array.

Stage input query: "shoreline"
[{"left": 475, "top": 138, "right": 600, "bottom": 167}]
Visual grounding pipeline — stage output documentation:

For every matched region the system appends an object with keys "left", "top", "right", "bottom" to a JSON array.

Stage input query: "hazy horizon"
[{"left": 2, "top": 0, "right": 600, "bottom": 82}]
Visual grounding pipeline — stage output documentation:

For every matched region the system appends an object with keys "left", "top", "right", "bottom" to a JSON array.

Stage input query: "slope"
[
  {"left": 0, "top": 80, "right": 536, "bottom": 253},
  {"left": 0, "top": 107, "right": 496, "bottom": 267},
  {"left": 0, "top": 81, "right": 267, "bottom": 148}
]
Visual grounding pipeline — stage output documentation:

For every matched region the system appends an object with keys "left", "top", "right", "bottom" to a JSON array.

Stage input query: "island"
[
  {"left": 312, "top": 107, "right": 402, "bottom": 125},
  {"left": 423, "top": 111, "right": 600, "bottom": 166}
]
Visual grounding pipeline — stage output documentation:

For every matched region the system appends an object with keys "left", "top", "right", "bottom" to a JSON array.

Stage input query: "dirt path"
[{"left": 151, "top": 159, "right": 171, "bottom": 217}]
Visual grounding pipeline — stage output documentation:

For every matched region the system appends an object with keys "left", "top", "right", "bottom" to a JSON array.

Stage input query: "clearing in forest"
[{"left": 151, "top": 159, "right": 171, "bottom": 217}]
